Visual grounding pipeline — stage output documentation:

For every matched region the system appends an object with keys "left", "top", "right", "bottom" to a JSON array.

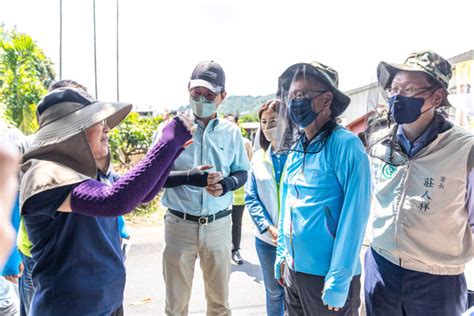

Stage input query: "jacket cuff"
[{"left": 274, "top": 257, "right": 284, "bottom": 279}]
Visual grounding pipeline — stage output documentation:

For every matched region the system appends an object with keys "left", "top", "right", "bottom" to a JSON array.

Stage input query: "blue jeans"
[
  {"left": 255, "top": 237, "right": 284, "bottom": 316},
  {"left": 19, "top": 252, "right": 34, "bottom": 316}
]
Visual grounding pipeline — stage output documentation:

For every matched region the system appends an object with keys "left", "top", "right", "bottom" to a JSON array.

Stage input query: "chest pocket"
[{"left": 205, "top": 132, "right": 234, "bottom": 176}]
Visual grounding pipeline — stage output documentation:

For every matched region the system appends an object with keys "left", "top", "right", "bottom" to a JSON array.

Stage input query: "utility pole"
[
  {"left": 116, "top": 0, "right": 120, "bottom": 101},
  {"left": 93, "top": 0, "right": 98, "bottom": 98},
  {"left": 59, "top": 0, "right": 63, "bottom": 80}
]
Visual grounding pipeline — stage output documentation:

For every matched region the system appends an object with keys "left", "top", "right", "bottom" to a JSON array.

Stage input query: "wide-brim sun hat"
[
  {"left": 31, "top": 87, "right": 132, "bottom": 147},
  {"left": 22, "top": 88, "right": 132, "bottom": 177},
  {"left": 278, "top": 61, "right": 351, "bottom": 117}
]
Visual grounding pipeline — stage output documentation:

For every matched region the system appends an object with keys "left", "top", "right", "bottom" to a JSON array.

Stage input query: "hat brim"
[
  {"left": 278, "top": 63, "right": 351, "bottom": 117},
  {"left": 377, "top": 61, "right": 452, "bottom": 107},
  {"left": 31, "top": 101, "right": 132, "bottom": 148},
  {"left": 189, "top": 79, "right": 223, "bottom": 94}
]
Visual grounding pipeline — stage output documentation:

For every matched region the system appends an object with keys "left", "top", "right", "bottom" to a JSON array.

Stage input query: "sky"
[{"left": 1, "top": 0, "right": 473, "bottom": 112}]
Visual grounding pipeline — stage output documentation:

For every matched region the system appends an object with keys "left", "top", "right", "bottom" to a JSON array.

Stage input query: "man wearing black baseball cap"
[{"left": 158, "top": 60, "right": 250, "bottom": 315}]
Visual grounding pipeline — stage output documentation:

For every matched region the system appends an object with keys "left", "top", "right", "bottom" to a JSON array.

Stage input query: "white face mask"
[
  {"left": 190, "top": 96, "right": 217, "bottom": 118},
  {"left": 262, "top": 126, "right": 278, "bottom": 143}
]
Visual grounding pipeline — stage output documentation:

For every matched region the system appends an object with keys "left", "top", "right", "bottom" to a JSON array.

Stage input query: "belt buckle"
[{"left": 198, "top": 216, "right": 208, "bottom": 225}]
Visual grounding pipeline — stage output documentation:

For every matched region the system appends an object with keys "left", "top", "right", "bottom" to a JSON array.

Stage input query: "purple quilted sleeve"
[
  {"left": 140, "top": 148, "right": 184, "bottom": 204},
  {"left": 70, "top": 118, "right": 191, "bottom": 216}
]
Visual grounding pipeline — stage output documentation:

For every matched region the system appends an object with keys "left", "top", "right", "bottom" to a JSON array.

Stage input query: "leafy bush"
[
  {"left": 110, "top": 113, "right": 166, "bottom": 221},
  {"left": 0, "top": 26, "right": 55, "bottom": 134},
  {"left": 109, "top": 112, "right": 163, "bottom": 166}
]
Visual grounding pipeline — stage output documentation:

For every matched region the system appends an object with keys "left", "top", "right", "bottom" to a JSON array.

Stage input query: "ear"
[
  {"left": 322, "top": 92, "right": 333, "bottom": 109},
  {"left": 214, "top": 91, "right": 227, "bottom": 110},
  {"left": 432, "top": 88, "right": 445, "bottom": 107},
  {"left": 220, "top": 91, "right": 227, "bottom": 101}
]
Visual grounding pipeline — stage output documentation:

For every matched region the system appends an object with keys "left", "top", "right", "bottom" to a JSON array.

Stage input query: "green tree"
[
  {"left": 108, "top": 112, "right": 163, "bottom": 166},
  {"left": 0, "top": 26, "right": 55, "bottom": 134},
  {"left": 239, "top": 112, "right": 259, "bottom": 123}
]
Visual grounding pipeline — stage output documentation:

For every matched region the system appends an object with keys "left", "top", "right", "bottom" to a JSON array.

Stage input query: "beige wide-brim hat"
[
  {"left": 32, "top": 100, "right": 132, "bottom": 147},
  {"left": 23, "top": 88, "right": 132, "bottom": 178}
]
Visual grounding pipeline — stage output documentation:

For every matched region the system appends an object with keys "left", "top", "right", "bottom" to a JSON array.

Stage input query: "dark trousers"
[
  {"left": 469, "top": 290, "right": 474, "bottom": 308},
  {"left": 231, "top": 204, "right": 245, "bottom": 251},
  {"left": 110, "top": 305, "right": 123, "bottom": 316},
  {"left": 284, "top": 265, "right": 361, "bottom": 316},
  {"left": 364, "top": 247, "right": 467, "bottom": 316}
]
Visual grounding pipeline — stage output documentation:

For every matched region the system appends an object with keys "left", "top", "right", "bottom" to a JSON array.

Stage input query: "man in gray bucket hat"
[
  {"left": 274, "top": 61, "right": 372, "bottom": 315},
  {"left": 365, "top": 50, "right": 474, "bottom": 315}
]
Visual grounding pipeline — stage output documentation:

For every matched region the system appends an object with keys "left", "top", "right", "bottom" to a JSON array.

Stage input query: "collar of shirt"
[
  {"left": 195, "top": 115, "right": 220, "bottom": 131},
  {"left": 396, "top": 113, "right": 452, "bottom": 158},
  {"left": 299, "top": 121, "right": 338, "bottom": 151},
  {"left": 270, "top": 149, "right": 288, "bottom": 185},
  {"left": 97, "top": 169, "right": 114, "bottom": 184}
]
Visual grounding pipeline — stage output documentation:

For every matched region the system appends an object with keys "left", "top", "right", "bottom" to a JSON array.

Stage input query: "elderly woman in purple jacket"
[{"left": 20, "top": 87, "right": 192, "bottom": 316}]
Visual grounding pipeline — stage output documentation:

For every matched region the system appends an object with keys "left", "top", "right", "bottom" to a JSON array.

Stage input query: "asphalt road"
[
  {"left": 122, "top": 211, "right": 474, "bottom": 315},
  {"left": 123, "top": 211, "right": 267, "bottom": 315}
]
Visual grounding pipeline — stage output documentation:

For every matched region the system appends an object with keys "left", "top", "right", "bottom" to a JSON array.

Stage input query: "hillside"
[{"left": 177, "top": 94, "right": 275, "bottom": 116}]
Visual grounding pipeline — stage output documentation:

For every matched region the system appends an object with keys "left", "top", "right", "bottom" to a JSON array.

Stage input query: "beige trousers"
[{"left": 163, "top": 211, "right": 232, "bottom": 316}]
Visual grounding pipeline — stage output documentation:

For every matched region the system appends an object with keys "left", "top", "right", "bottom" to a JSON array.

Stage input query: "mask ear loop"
[
  {"left": 417, "top": 88, "right": 439, "bottom": 116},
  {"left": 386, "top": 87, "right": 439, "bottom": 128},
  {"left": 387, "top": 98, "right": 394, "bottom": 129},
  {"left": 382, "top": 88, "right": 393, "bottom": 129}
]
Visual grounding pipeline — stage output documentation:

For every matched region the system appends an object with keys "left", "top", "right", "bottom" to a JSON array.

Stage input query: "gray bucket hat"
[{"left": 278, "top": 61, "right": 351, "bottom": 117}]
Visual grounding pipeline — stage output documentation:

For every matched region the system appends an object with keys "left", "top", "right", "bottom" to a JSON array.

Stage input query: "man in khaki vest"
[{"left": 366, "top": 50, "right": 474, "bottom": 315}]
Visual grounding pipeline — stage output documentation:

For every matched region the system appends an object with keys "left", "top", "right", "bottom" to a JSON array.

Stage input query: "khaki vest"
[{"left": 369, "top": 126, "right": 474, "bottom": 275}]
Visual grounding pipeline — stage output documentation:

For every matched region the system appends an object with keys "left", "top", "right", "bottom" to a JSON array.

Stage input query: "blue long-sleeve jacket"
[{"left": 275, "top": 126, "right": 372, "bottom": 308}]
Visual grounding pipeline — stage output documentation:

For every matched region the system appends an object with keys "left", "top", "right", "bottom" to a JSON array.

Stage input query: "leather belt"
[{"left": 168, "top": 208, "right": 232, "bottom": 225}]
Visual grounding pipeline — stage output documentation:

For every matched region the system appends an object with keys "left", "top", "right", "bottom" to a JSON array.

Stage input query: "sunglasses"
[{"left": 190, "top": 88, "right": 218, "bottom": 102}]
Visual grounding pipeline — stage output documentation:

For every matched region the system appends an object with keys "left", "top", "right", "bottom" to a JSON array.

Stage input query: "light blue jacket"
[{"left": 275, "top": 126, "right": 372, "bottom": 308}]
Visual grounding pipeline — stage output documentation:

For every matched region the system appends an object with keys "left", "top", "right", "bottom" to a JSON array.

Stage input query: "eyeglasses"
[
  {"left": 288, "top": 90, "right": 328, "bottom": 100},
  {"left": 384, "top": 86, "right": 433, "bottom": 98},
  {"left": 97, "top": 120, "right": 107, "bottom": 127},
  {"left": 368, "top": 134, "right": 408, "bottom": 167},
  {"left": 190, "top": 88, "right": 218, "bottom": 102}
]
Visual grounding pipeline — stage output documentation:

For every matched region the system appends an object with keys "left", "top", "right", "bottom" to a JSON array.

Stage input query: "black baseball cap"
[{"left": 189, "top": 60, "right": 225, "bottom": 94}]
